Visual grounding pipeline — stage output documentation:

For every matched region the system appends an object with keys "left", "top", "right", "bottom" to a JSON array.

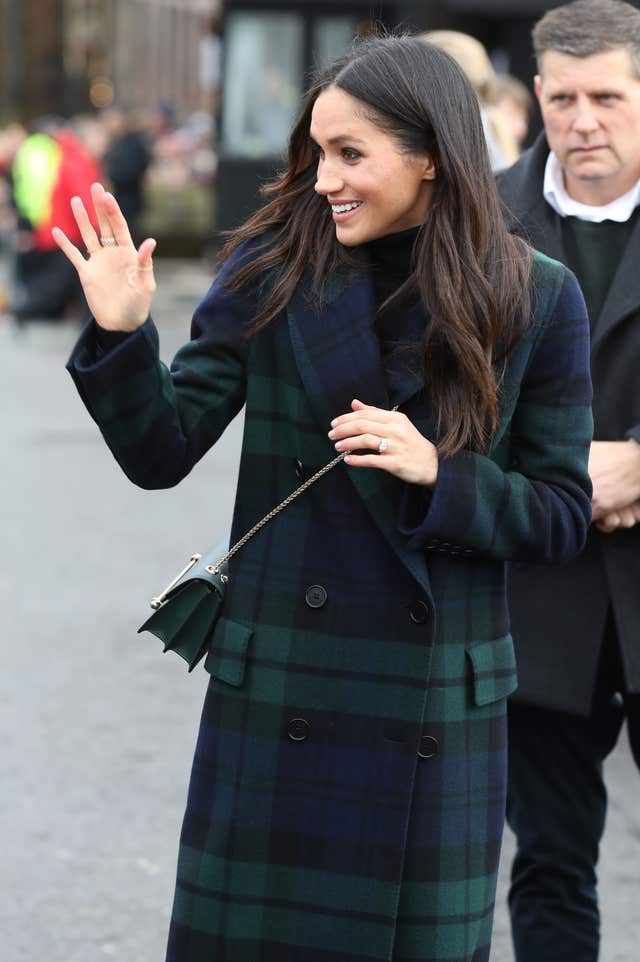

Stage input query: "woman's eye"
[{"left": 342, "top": 148, "right": 361, "bottom": 161}]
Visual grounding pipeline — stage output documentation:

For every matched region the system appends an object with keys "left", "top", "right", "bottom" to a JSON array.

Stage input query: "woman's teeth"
[{"left": 331, "top": 202, "right": 362, "bottom": 213}]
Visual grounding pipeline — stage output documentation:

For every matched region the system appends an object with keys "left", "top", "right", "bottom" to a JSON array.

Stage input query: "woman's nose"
[{"left": 314, "top": 160, "right": 344, "bottom": 196}]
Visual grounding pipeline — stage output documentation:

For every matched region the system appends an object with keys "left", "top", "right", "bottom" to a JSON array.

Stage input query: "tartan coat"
[{"left": 66, "top": 240, "right": 593, "bottom": 962}]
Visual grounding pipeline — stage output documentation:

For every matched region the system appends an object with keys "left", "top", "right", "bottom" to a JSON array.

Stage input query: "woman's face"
[{"left": 311, "top": 86, "right": 436, "bottom": 246}]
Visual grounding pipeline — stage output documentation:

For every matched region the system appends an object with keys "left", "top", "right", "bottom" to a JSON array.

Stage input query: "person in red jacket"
[{"left": 11, "top": 117, "right": 101, "bottom": 323}]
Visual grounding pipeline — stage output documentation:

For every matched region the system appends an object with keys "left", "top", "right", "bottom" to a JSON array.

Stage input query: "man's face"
[{"left": 535, "top": 48, "right": 640, "bottom": 205}]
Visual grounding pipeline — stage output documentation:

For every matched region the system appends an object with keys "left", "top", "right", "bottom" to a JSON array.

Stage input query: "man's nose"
[
  {"left": 573, "top": 101, "right": 600, "bottom": 134},
  {"left": 314, "top": 160, "right": 344, "bottom": 196}
]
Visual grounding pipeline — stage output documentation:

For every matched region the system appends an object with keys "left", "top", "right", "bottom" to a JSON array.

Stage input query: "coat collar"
[
  {"left": 286, "top": 265, "right": 431, "bottom": 595},
  {"left": 497, "top": 132, "right": 640, "bottom": 348}
]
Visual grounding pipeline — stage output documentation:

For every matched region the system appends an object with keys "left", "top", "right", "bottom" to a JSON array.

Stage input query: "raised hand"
[{"left": 52, "top": 182, "right": 156, "bottom": 332}]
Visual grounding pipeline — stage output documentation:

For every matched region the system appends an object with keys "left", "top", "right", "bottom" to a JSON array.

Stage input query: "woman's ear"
[{"left": 423, "top": 156, "right": 437, "bottom": 181}]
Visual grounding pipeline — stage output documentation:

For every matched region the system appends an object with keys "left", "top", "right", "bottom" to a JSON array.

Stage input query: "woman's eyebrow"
[{"left": 309, "top": 132, "right": 367, "bottom": 146}]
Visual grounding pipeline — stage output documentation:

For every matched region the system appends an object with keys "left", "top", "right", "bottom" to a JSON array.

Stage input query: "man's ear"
[{"left": 534, "top": 75, "right": 543, "bottom": 105}]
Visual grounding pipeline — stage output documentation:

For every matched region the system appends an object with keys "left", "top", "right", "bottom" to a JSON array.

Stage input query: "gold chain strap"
[
  {"left": 206, "top": 451, "right": 345, "bottom": 576},
  {"left": 206, "top": 405, "right": 399, "bottom": 577}
]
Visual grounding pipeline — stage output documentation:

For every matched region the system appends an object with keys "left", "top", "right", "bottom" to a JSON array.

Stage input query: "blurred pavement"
[{"left": 1, "top": 256, "right": 637, "bottom": 962}]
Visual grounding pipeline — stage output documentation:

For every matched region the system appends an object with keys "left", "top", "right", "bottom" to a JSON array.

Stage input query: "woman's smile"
[{"left": 330, "top": 200, "right": 363, "bottom": 221}]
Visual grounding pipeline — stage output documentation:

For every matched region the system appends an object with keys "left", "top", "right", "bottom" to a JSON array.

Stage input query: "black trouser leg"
[
  {"left": 623, "top": 692, "right": 640, "bottom": 770},
  {"left": 506, "top": 684, "right": 624, "bottom": 962},
  {"left": 12, "top": 248, "right": 85, "bottom": 321}
]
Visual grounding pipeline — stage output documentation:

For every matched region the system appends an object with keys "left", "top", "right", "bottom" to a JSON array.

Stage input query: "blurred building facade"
[{"left": 0, "top": 0, "right": 221, "bottom": 123}]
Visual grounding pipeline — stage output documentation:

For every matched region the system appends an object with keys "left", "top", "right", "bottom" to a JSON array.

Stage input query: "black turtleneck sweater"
[{"left": 364, "top": 226, "right": 426, "bottom": 394}]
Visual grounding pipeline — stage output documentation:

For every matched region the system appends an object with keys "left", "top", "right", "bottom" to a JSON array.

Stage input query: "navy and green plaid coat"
[{"left": 67, "top": 243, "right": 593, "bottom": 962}]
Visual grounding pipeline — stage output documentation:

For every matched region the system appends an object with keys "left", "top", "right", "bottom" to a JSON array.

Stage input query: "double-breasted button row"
[{"left": 288, "top": 717, "right": 439, "bottom": 758}]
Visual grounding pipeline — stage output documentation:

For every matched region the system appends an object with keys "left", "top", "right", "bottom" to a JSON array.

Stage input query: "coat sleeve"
[
  {"left": 398, "top": 266, "right": 594, "bottom": 563},
  {"left": 65, "top": 245, "right": 258, "bottom": 489}
]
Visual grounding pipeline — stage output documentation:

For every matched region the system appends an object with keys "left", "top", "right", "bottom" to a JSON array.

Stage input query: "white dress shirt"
[{"left": 543, "top": 151, "right": 640, "bottom": 223}]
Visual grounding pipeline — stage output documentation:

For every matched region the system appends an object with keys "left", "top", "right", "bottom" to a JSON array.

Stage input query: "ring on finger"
[
  {"left": 378, "top": 438, "right": 389, "bottom": 454},
  {"left": 100, "top": 236, "right": 117, "bottom": 247}
]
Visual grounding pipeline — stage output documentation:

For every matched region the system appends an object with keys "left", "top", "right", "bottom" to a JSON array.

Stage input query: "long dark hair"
[{"left": 221, "top": 34, "right": 531, "bottom": 455}]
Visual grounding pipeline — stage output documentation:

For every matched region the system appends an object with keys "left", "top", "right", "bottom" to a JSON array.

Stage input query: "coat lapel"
[
  {"left": 592, "top": 211, "right": 640, "bottom": 351},
  {"left": 287, "top": 267, "right": 431, "bottom": 596}
]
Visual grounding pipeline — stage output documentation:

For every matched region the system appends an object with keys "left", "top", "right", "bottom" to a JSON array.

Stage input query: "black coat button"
[
  {"left": 418, "top": 735, "right": 439, "bottom": 759},
  {"left": 287, "top": 718, "right": 310, "bottom": 742},
  {"left": 409, "top": 600, "right": 429, "bottom": 624},
  {"left": 295, "top": 458, "right": 306, "bottom": 481},
  {"left": 305, "top": 585, "right": 327, "bottom": 608}
]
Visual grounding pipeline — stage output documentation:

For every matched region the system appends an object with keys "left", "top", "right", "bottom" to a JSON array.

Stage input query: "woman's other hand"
[
  {"left": 329, "top": 399, "right": 439, "bottom": 487},
  {"left": 52, "top": 182, "right": 156, "bottom": 332}
]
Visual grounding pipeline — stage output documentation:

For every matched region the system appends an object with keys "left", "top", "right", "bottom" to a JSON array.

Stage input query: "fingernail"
[
  {"left": 334, "top": 442, "right": 343, "bottom": 451},
  {"left": 328, "top": 429, "right": 335, "bottom": 438},
  {"left": 330, "top": 419, "right": 338, "bottom": 427}
]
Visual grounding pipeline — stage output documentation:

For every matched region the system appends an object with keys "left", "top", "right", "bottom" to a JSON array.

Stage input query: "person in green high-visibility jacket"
[{"left": 10, "top": 120, "right": 101, "bottom": 323}]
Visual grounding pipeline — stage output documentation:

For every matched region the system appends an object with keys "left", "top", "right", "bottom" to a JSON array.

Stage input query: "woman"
[{"left": 57, "top": 35, "right": 592, "bottom": 962}]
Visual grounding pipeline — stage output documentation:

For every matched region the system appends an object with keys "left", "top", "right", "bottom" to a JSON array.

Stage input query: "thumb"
[{"left": 351, "top": 398, "right": 367, "bottom": 410}]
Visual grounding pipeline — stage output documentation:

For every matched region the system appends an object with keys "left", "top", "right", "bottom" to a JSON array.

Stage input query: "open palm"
[{"left": 52, "top": 182, "right": 156, "bottom": 331}]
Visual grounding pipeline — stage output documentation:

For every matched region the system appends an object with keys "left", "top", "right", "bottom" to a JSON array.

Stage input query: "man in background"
[{"left": 497, "top": 2, "right": 640, "bottom": 960}]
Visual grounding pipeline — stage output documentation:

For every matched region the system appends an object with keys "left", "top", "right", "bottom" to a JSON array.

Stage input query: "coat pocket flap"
[
  {"left": 466, "top": 634, "right": 518, "bottom": 706},
  {"left": 203, "top": 616, "right": 253, "bottom": 686}
]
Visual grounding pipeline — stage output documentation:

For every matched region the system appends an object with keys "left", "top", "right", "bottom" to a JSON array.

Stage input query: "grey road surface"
[{"left": 1, "top": 258, "right": 637, "bottom": 962}]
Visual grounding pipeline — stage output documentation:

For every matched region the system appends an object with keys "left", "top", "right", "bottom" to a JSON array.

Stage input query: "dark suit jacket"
[{"left": 498, "top": 134, "right": 640, "bottom": 715}]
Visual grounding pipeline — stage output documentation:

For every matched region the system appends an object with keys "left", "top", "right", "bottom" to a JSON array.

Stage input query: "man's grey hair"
[{"left": 533, "top": 0, "right": 640, "bottom": 77}]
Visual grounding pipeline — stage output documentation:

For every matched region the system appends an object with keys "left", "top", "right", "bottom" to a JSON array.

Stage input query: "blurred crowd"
[
  {"left": 0, "top": 104, "right": 217, "bottom": 323},
  {"left": 0, "top": 28, "right": 531, "bottom": 326}
]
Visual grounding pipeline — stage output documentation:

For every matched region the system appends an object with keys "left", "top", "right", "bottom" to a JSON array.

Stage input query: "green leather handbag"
[
  {"left": 138, "top": 537, "right": 230, "bottom": 671},
  {"left": 138, "top": 450, "right": 346, "bottom": 672}
]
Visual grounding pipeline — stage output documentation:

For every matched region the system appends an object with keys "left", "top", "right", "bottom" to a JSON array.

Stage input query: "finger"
[
  {"left": 331, "top": 406, "right": 391, "bottom": 428},
  {"left": 597, "top": 512, "right": 620, "bottom": 533},
  {"left": 51, "top": 226, "right": 86, "bottom": 272},
  {"left": 137, "top": 237, "right": 157, "bottom": 267},
  {"left": 70, "top": 195, "right": 100, "bottom": 253},
  {"left": 100, "top": 186, "right": 135, "bottom": 248},
  {"left": 617, "top": 507, "right": 636, "bottom": 528},
  {"left": 334, "top": 433, "right": 388, "bottom": 454},
  {"left": 330, "top": 418, "right": 395, "bottom": 441},
  {"left": 343, "top": 453, "right": 393, "bottom": 471},
  {"left": 89, "top": 182, "right": 115, "bottom": 245}
]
